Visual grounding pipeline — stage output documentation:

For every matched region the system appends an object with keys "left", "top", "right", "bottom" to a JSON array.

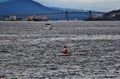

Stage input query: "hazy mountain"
[
  {"left": 0, "top": 0, "right": 62, "bottom": 15},
  {"left": 0, "top": 0, "right": 91, "bottom": 20}
]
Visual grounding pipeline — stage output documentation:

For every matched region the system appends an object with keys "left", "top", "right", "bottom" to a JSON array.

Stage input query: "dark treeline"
[{"left": 86, "top": 9, "right": 120, "bottom": 21}]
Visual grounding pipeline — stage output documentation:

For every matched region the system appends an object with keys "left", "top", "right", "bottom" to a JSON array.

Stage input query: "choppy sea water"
[{"left": 0, "top": 21, "right": 120, "bottom": 79}]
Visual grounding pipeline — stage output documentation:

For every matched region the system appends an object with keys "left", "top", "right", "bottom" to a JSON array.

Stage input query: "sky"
[
  {"left": 33, "top": 0, "right": 120, "bottom": 11},
  {"left": 0, "top": 0, "right": 120, "bottom": 11}
]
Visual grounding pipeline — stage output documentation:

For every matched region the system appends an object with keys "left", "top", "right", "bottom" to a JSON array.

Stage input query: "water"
[{"left": 0, "top": 21, "right": 120, "bottom": 79}]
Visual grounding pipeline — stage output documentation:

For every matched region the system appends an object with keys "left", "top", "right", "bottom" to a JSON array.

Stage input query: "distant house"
[
  {"left": 9, "top": 16, "right": 17, "bottom": 21},
  {"left": 27, "top": 15, "right": 34, "bottom": 21},
  {"left": 27, "top": 15, "right": 47, "bottom": 21},
  {"left": 33, "top": 15, "right": 47, "bottom": 21}
]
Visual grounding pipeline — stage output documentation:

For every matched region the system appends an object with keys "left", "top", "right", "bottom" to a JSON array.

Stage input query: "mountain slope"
[
  {"left": 0, "top": 0, "right": 91, "bottom": 20},
  {"left": 0, "top": 0, "right": 61, "bottom": 15}
]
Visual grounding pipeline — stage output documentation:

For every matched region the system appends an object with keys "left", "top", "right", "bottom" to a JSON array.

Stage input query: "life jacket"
[{"left": 63, "top": 48, "right": 68, "bottom": 54}]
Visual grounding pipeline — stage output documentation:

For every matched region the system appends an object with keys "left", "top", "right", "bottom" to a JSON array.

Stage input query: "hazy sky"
[
  {"left": 33, "top": 0, "right": 120, "bottom": 11},
  {"left": 34, "top": 0, "right": 119, "bottom": 3}
]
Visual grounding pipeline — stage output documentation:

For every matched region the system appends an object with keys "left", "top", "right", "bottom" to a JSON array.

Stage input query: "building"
[{"left": 9, "top": 16, "right": 17, "bottom": 21}]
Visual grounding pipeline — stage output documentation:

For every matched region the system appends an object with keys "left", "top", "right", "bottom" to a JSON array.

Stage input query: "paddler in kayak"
[
  {"left": 63, "top": 46, "right": 68, "bottom": 54},
  {"left": 63, "top": 46, "right": 72, "bottom": 55}
]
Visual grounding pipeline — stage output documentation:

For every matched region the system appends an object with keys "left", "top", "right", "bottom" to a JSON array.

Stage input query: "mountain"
[
  {"left": 0, "top": 0, "right": 62, "bottom": 15},
  {"left": 103, "top": 9, "right": 120, "bottom": 20},
  {"left": 0, "top": 0, "right": 94, "bottom": 20},
  {"left": 85, "top": 9, "right": 120, "bottom": 21}
]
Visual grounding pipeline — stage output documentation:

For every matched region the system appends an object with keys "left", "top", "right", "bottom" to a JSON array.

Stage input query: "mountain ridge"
[
  {"left": 0, "top": 0, "right": 95, "bottom": 20},
  {"left": 0, "top": 0, "right": 63, "bottom": 15}
]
